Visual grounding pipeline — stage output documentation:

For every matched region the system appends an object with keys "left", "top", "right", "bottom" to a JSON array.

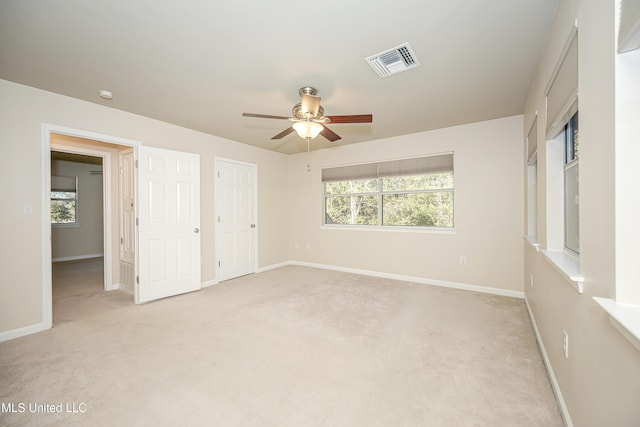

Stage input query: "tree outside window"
[{"left": 51, "top": 176, "right": 78, "bottom": 225}]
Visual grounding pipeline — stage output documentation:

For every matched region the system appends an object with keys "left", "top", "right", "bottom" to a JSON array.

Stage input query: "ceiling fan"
[{"left": 242, "top": 86, "right": 373, "bottom": 143}]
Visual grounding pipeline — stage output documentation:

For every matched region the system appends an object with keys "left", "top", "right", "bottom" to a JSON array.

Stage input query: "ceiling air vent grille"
[{"left": 365, "top": 43, "right": 420, "bottom": 78}]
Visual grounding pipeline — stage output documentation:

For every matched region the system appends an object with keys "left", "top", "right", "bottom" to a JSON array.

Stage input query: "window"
[
  {"left": 322, "top": 154, "right": 454, "bottom": 229},
  {"left": 51, "top": 175, "right": 78, "bottom": 225},
  {"left": 527, "top": 159, "right": 537, "bottom": 237},
  {"left": 564, "top": 112, "right": 579, "bottom": 254},
  {"left": 527, "top": 117, "right": 538, "bottom": 239},
  {"left": 540, "top": 26, "right": 582, "bottom": 291}
]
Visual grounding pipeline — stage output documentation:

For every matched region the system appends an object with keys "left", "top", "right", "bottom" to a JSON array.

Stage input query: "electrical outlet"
[
  {"left": 294, "top": 243, "right": 299, "bottom": 249},
  {"left": 459, "top": 256, "right": 467, "bottom": 265},
  {"left": 24, "top": 203, "right": 33, "bottom": 215},
  {"left": 306, "top": 242, "right": 310, "bottom": 249},
  {"left": 88, "top": 238, "right": 93, "bottom": 248},
  {"left": 562, "top": 330, "right": 569, "bottom": 359}
]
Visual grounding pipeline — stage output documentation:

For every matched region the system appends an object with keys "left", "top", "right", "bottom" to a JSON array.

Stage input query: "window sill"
[
  {"left": 321, "top": 225, "right": 456, "bottom": 235},
  {"left": 593, "top": 297, "right": 640, "bottom": 353},
  {"left": 51, "top": 223, "right": 80, "bottom": 228},
  {"left": 541, "top": 249, "right": 584, "bottom": 293},
  {"left": 524, "top": 235, "right": 540, "bottom": 252}
]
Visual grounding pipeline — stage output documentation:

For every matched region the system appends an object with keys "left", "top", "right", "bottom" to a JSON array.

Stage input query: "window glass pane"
[
  {"left": 51, "top": 200, "right": 77, "bottom": 223},
  {"left": 527, "top": 161, "right": 537, "bottom": 237},
  {"left": 325, "top": 179, "right": 378, "bottom": 195},
  {"left": 382, "top": 172, "right": 454, "bottom": 192},
  {"left": 570, "top": 112, "right": 579, "bottom": 160},
  {"left": 51, "top": 191, "right": 76, "bottom": 200},
  {"left": 383, "top": 192, "right": 453, "bottom": 227},
  {"left": 325, "top": 195, "right": 378, "bottom": 225},
  {"left": 564, "top": 163, "right": 579, "bottom": 253},
  {"left": 565, "top": 112, "right": 579, "bottom": 163}
]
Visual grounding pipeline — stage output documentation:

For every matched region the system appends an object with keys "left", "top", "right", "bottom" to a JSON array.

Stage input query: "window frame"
[
  {"left": 323, "top": 169, "right": 455, "bottom": 232},
  {"left": 563, "top": 111, "right": 579, "bottom": 255},
  {"left": 527, "top": 156, "right": 538, "bottom": 239},
  {"left": 526, "top": 116, "right": 539, "bottom": 243},
  {"left": 51, "top": 175, "right": 79, "bottom": 227}
]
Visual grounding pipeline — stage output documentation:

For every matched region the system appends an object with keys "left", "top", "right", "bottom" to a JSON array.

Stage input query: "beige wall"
[
  {"left": 0, "top": 79, "right": 290, "bottom": 335},
  {"left": 288, "top": 115, "right": 524, "bottom": 293},
  {"left": 51, "top": 159, "right": 104, "bottom": 260},
  {"left": 524, "top": 0, "right": 640, "bottom": 425}
]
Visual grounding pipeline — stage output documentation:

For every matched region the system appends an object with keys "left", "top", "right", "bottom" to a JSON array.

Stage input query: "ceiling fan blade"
[
  {"left": 301, "top": 94, "right": 321, "bottom": 117},
  {"left": 243, "top": 112, "right": 290, "bottom": 120},
  {"left": 271, "top": 127, "right": 295, "bottom": 140},
  {"left": 320, "top": 125, "right": 342, "bottom": 142},
  {"left": 325, "top": 114, "right": 373, "bottom": 124}
]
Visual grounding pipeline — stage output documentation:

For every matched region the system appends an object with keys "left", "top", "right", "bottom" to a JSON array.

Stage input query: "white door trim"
[
  {"left": 214, "top": 157, "right": 258, "bottom": 282},
  {"left": 41, "top": 123, "right": 141, "bottom": 330}
]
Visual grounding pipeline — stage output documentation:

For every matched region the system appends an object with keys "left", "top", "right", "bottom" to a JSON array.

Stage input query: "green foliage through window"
[
  {"left": 324, "top": 172, "right": 454, "bottom": 228},
  {"left": 51, "top": 191, "right": 77, "bottom": 224}
]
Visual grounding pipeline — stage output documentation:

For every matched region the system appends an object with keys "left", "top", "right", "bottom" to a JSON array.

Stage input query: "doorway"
[
  {"left": 50, "top": 149, "right": 106, "bottom": 323},
  {"left": 42, "top": 125, "right": 204, "bottom": 328},
  {"left": 41, "top": 125, "right": 141, "bottom": 329}
]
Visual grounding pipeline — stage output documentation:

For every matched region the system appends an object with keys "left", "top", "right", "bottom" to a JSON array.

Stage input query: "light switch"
[{"left": 24, "top": 203, "right": 33, "bottom": 215}]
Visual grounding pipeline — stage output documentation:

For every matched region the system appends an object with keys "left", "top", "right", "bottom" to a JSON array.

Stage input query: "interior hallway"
[{"left": 52, "top": 257, "right": 131, "bottom": 325}]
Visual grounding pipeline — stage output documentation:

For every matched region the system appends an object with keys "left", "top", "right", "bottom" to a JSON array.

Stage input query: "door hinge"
[
  {"left": 217, "top": 171, "right": 220, "bottom": 178},
  {"left": 136, "top": 218, "right": 139, "bottom": 226},
  {"left": 136, "top": 276, "right": 139, "bottom": 284},
  {"left": 218, "top": 216, "right": 220, "bottom": 223},
  {"left": 218, "top": 260, "right": 221, "bottom": 267},
  {"left": 120, "top": 237, "right": 124, "bottom": 244},
  {"left": 135, "top": 159, "right": 139, "bottom": 168}
]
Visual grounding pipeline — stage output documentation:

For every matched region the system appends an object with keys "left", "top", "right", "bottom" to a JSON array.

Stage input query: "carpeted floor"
[{"left": 0, "top": 259, "right": 564, "bottom": 426}]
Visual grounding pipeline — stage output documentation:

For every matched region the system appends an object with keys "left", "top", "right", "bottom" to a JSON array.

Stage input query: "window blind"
[
  {"left": 527, "top": 117, "right": 538, "bottom": 161},
  {"left": 322, "top": 153, "right": 453, "bottom": 182},
  {"left": 51, "top": 176, "right": 77, "bottom": 192},
  {"left": 546, "top": 30, "right": 578, "bottom": 137}
]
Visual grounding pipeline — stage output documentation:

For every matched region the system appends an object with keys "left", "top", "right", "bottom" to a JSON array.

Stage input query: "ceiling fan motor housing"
[
  {"left": 299, "top": 86, "right": 318, "bottom": 97},
  {"left": 292, "top": 103, "right": 325, "bottom": 121}
]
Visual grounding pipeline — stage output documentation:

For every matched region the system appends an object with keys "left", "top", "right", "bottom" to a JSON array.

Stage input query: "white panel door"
[
  {"left": 216, "top": 159, "right": 256, "bottom": 282},
  {"left": 137, "top": 146, "right": 201, "bottom": 303}
]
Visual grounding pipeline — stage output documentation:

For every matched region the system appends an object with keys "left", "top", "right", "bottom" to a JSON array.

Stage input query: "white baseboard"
[
  {"left": 105, "top": 282, "right": 119, "bottom": 291},
  {"left": 524, "top": 297, "right": 573, "bottom": 427},
  {"left": 0, "top": 322, "right": 49, "bottom": 343},
  {"left": 114, "top": 282, "right": 134, "bottom": 295},
  {"left": 52, "top": 253, "right": 104, "bottom": 263},
  {"left": 257, "top": 261, "right": 290, "bottom": 273},
  {"left": 202, "top": 279, "right": 219, "bottom": 288},
  {"left": 287, "top": 260, "right": 525, "bottom": 299}
]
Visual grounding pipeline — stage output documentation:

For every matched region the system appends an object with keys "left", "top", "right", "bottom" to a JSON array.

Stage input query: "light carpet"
[{"left": 0, "top": 259, "right": 564, "bottom": 426}]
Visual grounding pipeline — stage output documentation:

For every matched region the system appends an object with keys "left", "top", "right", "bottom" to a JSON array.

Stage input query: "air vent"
[{"left": 365, "top": 42, "right": 420, "bottom": 78}]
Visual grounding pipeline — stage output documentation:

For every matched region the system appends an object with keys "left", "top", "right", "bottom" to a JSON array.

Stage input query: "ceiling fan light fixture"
[{"left": 292, "top": 121, "right": 323, "bottom": 139}]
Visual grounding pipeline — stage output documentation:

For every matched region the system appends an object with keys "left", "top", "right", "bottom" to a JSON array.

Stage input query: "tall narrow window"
[
  {"left": 51, "top": 175, "right": 78, "bottom": 225},
  {"left": 564, "top": 112, "right": 579, "bottom": 253},
  {"left": 527, "top": 117, "right": 538, "bottom": 239}
]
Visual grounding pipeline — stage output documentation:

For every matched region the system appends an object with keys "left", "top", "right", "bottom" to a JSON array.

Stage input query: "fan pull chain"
[{"left": 306, "top": 137, "right": 311, "bottom": 172}]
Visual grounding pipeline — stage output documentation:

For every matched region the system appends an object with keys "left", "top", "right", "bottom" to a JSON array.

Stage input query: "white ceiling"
[{"left": 0, "top": 0, "right": 558, "bottom": 154}]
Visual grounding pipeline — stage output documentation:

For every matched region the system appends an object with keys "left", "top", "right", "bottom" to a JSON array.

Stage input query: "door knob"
[
  {"left": 250, "top": 224, "right": 256, "bottom": 228},
  {"left": 194, "top": 227, "right": 200, "bottom": 233}
]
